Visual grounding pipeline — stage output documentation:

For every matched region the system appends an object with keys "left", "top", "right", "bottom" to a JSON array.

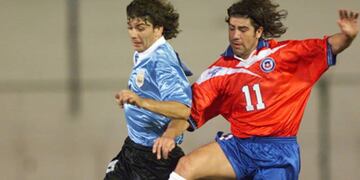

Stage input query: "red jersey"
[{"left": 189, "top": 37, "right": 336, "bottom": 138}]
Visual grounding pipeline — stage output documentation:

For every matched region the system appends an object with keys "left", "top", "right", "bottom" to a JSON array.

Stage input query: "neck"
[{"left": 240, "top": 41, "right": 259, "bottom": 59}]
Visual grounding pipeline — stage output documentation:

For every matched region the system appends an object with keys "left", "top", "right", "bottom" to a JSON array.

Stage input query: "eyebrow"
[
  {"left": 229, "top": 24, "right": 249, "bottom": 29},
  {"left": 127, "top": 22, "right": 151, "bottom": 27}
]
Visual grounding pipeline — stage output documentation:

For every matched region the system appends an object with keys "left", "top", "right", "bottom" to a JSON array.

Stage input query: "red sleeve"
[
  {"left": 278, "top": 37, "right": 336, "bottom": 84},
  {"left": 188, "top": 64, "right": 225, "bottom": 130}
]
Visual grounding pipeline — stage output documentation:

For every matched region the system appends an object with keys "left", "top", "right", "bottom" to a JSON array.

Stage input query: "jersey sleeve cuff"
[
  {"left": 187, "top": 116, "right": 197, "bottom": 132},
  {"left": 326, "top": 39, "right": 337, "bottom": 67}
]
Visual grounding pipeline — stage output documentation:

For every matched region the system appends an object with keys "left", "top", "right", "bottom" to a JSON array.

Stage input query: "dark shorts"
[
  {"left": 216, "top": 132, "right": 301, "bottom": 180},
  {"left": 104, "top": 137, "right": 185, "bottom": 180}
]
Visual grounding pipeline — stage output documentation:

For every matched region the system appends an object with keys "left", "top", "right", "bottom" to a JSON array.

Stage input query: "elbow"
[{"left": 180, "top": 106, "right": 191, "bottom": 120}]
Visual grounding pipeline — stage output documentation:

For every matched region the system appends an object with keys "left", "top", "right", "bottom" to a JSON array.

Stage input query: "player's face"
[
  {"left": 127, "top": 18, "right": 163, "bottom": 52},
  {"left": 228, "top": 17, "right": 263, "bottom": 59}
]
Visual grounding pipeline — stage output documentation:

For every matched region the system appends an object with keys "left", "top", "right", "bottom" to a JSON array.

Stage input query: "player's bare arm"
[
  {"left": 152, "top": 119, "right": 189, "bottom": 160},
  {"left": 115, "top": 89, "right": 190, "bottom": 120},
  {"left": 328, "top": 9, "right": 359, "bottom": 55}
]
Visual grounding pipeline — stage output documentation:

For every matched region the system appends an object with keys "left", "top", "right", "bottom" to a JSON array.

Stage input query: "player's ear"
[
  {"left": 256, "top": 26, "right": 264, "bottom": 39},
  {"left": 154, "top": 26, "right": 164, "bottom": 38}
]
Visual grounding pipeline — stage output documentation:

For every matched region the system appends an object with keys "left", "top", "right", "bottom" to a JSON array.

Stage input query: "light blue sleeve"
[{"left": 154, "top": 55, "right": 192, "bottom": 107}]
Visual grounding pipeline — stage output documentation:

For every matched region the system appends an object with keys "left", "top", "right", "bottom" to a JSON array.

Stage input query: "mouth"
[
  {"left": 232, "top": 42, "right": 243, "bottom": 49},
  {"left": 132, "top": 41, "right": 142, "bottom": 47}
]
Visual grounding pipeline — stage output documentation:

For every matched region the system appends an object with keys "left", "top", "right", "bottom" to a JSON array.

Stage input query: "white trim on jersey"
[
  {"left": 236, "top": 44, "right": 287, "bottom": 68},
  {"left": 133, "top": 36, "right": 166, "bottom": 66},
  {"left": 195, "top": 66, "right": 262, "bottom": 85}
]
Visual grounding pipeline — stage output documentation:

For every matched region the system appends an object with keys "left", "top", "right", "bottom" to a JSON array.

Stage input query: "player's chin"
[
  {"left": 232, "top": 49, "right": 245, "bottom": 57},
  {"left": 133, "top": 45, "right": 144, "bottom": 52}
]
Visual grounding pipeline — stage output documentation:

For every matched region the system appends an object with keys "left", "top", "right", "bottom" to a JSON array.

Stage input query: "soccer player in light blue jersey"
[{"left": 104, "top": 0, "right": 192, "bottom": 180}]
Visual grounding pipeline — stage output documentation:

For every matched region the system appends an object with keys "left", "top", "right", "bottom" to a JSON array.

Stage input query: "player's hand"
[
  {"left": 115, "top": 89, "right": 143, "bottom": 108},
  {"left": 338, "top": 9, "right": 359, "bottom": 39},
  {"left": 152, "top": 135, "right": 176, "bottom": 160}
]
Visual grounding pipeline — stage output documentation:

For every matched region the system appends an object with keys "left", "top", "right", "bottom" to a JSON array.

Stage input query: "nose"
[
  {"left": 128, "top": 29, "right": 137, "bottom": 39},
  {"left": 233, "top": 29, "right": 242, "bottom": 39}
]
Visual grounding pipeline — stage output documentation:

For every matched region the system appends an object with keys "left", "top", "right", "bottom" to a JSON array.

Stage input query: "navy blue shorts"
[{"left": 215, "top": 132, "right": 301, "bottom": 180}]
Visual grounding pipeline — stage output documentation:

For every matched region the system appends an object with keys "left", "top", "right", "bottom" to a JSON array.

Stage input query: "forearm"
[
  {"left": 152, "top": 119, "right": 190, "bottom": 159},
  {"left": 328, "top": 32, "right": 356, "bottom": 55},
  {"left": 162, "top": 119, "right": 190, "bottom": 138},
  {"left": 141, "top": 98, "right": 190, "bottom": 119},
  {"left": 328, "top": 9, "right": 359, "bottom": 55}
]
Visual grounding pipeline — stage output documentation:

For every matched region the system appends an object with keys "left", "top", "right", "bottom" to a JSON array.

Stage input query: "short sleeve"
[
  {"left": 280, "top": 37, "right": 336, "bottom": 83},
  {"left": 154, "top": 57, "right": 192, "bottom": 107},
  {"left": 188, "top": 66, "right": 225, "bottom": 130}
]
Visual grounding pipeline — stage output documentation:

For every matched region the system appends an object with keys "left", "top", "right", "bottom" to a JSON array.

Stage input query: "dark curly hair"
[
  {"left": 126, "top": 0, "right": 180, "bottom": 40},
  {"left": 226, "top": 0, "right": 288, "bottom": 39}
]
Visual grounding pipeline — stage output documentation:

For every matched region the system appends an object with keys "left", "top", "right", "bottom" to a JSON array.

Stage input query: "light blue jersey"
[{"left": 124, "top": 37, "right": 192, "bottom": 147}]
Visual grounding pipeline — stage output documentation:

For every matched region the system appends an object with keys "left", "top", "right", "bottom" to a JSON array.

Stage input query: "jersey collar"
[
  {"left": 222, "top": 38, "right": 269, "bottom": 59},
  {"left": 133, "top": 36, "right": 166, "bottom": 65}
]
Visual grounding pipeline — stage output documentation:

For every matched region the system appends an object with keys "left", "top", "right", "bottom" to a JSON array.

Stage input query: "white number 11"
[{"left": 241, "top": 84, "right": 265, "bottom": 111}]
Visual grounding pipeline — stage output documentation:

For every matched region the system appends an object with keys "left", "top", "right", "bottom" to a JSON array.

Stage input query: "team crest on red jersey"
[{"left": 260, "top": 57, "right": 276, "bottom": 73}]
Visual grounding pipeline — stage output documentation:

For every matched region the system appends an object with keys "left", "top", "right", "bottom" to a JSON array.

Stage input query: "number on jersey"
[{"left": 241, "top": 84, "right": 265, "bottom": 111}]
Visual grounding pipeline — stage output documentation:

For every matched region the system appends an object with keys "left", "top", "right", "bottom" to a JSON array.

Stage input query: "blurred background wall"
[{"left": 0, "top": 0, "right": 359, "bottom": 179}]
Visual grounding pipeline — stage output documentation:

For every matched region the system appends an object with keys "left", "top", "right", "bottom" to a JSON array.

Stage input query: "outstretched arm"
[
  {"left": 152, "top": 119, "right": 190, "bottom": 159},
  {"left": 328, "top": 9, "right": 359, "bottom": 55},
  {"left": 115, "top": 89, "right": 190, "bottom": 120}
]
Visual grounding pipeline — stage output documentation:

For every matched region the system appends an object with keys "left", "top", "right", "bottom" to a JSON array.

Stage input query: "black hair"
[
  {"left": 226, "top": 0, "right": 288, "bottom": 38},
  {"left": 127, "top": 0, "right": 180, "bottom": 40}
]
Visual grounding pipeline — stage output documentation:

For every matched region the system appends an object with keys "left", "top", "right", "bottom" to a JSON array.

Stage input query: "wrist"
[
  {"left": 344, "top": 31, "right": 357, "bottom": 41},
  {"left": 163, "top": 129, "right": 177, "bottom": 139},
  {"left": 139, "top": 98, "right": 148, "bottom": 109}
]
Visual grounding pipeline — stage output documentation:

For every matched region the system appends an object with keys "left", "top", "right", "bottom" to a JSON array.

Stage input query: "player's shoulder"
[
  {"left": 269, "top": 37, "right": 327, "bottom": 48},
  {"left": 210, "top": 55, "right": 239, "bottom": 69},
  {"left": 267, "top": 39, "right": 293, "bottom": 48},
  {"left": 152, "top": 43, "right": 178, "bottom": 64}
]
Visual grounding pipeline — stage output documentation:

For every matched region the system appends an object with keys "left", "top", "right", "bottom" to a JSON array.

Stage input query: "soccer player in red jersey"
[{"left": 168, "top": 0, "right": 359, "bottom": 179}]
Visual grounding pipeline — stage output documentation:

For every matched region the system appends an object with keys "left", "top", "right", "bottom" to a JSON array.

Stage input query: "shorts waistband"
[
  {"left": 236, "top": 136, "right": 297, "bottom": 143},
  {"left": 216, "top": 131, "right": 297, "bottom": 143},
  {"left": 124, "top": 137, "right": 153, "bottom": 152}
]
